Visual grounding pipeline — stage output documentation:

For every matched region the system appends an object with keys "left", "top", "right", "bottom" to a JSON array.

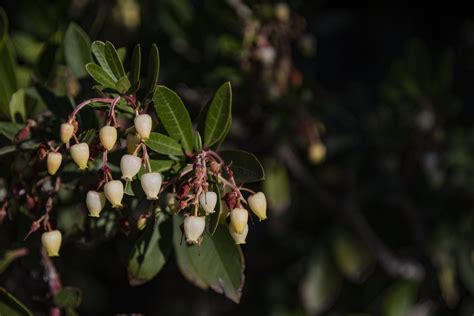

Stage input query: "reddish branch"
[{"left": 41, "top": 250, "right": 62, "bottom": 316}]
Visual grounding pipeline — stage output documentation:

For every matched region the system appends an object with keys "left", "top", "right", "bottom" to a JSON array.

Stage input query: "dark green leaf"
[
  {"left": 104, "top": 41, "right": 126, "bottom": 79},
  {"left": 53, "top": 287, "right": 82, "bottom": 309},
  {"left": 145, "top": 132, "right": 184, "bottom": 156},
  {"left": 382, "top": 281, "right": 417, "bottom": 316},
  {"left": 64, "top": 22, "right": 92, "bottom": 78},
  {"left": 0, "top": 248, "right": 27, "bottom": 274},
  {"left": 0, "top": 287, "right": 33, "bottom": 316},
  {"left": 128, "top": 212, "right": 172, "bottom": 286},
  {"left": 35, "top": 84, "right": 72, "bottom": 119},
  {"left": 0, "top": 23, "right": 17, "bottom": 119},
  {"left": 204, "top": 82, "right": 232, "bottom": 147},
  {"left": 0, "top": 145, "right": 16, "bottom": 156},
  {"left": 91, "top": 41, "right": 115, "bottom": 79},
  {"left": 145, "top": 44, "right": 160, "bottom": 96},
  {"left": 78, "top": 129, "right": 96, "bottom": 144},
  {"left": 36, "top": 42, "right": 59, "bottom": 81},
  {"left": 0, "top": 8, "right": 7, "bottom": 46},
  {"left": 0, "top": 121, "right": 22, "bottom": 140},
  {"left": 116, "top": 76, "right": 131, "bottom": 94},
  {"left": 130, "top": 44, "right": 141, "bottom": 87},
  {"left": 173, "top": 216, "right": 245, "bottom": 303},
  {"left": 9, "top": 89, "right": 25, "bottom": 123},
  {"left": 85, "top": 63, "right": 117, "bottom": 89},
  {"left": 153, "top": 85, "right": 194, "bottom": 154},
  {"left": 194, "top": 131, "right": 202, "bottom": 152},
  {"left": 219, "top": 150, "right": 265, "bottom": 183}
]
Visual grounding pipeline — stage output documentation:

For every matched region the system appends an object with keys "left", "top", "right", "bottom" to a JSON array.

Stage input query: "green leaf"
[
  {"left": 124, "top": 179, "right": 143, "bottom": 196},
  {"left": 263, "top": 158, "right": 290, "bottom": 214},
  {"left": 53, "top": 287, "right": 82, "bottom": 309},
  {"left": 382, "top": 281, "right": 417, "bottom": 316},
  {"left": 0, "top": 16, "right": 17, "bottom": 119},
  {"left": 0, "top": 8, "right": 7, "bottom": 46},
  {"left": 219, "top": 150, "right": 265, "bottom": 183},
  {"left": 0, "top": 287, "right": 33, "bottom": 316},
  {"left": 194, "top": 131, "right": 202, "bottom": 152},
  {"left": 153, "top": 85, "right": 194, "bottom": 154},
  {"left": 0, "top": 145, "right": 16, "bottom": 156},
  {"left": 128, "top": 212, "right": 172, "bottom": 286},
  {"left": 78, "top": 129, "right": 96, "bottom": 144},
  {"left": 9, "top": 89, "right": 25, "bottom": 123},
  {"left": 35, "top": 84, "right": 72, "bottom": 119},
  {"left": 64, "top": 22, "right": 92, "bottom": 78},
  {"left": 85, "top": 63, "right": 117, "bottom": 89},
  {"left": 145, "top": 44, "right": 160, "bottom": 96},
  {"left": 145, "top": 132, "right": 184, "bottom": 156},
  {"left": 36, "top": 42, "right": 59, "bottom": 82},
  {"left": 104, "top": 41, "right": 126, "bottom": 79},
  {"left": 138, "top": 159, "right": 175, "bottom": 178},
  {"left": 130, "top": 44, "right": 141, "bottom": 88},
  {"left": 173, "top": 216, "right": 245, "bottom": 303},
  {"left": 0, "top": 248, "right": 28, "bottom": 274},
  {"left": 0, "top": 121, "right": 22, "bottom": 140},
  {"left": 203, "top": 82, "right": 232, "bottom": 147},
  {"left": 91, "top": 41, "right": 115, "bottom": 79},
  {"left": 116, "top": 76, "right": 131, "bottom": 94}
]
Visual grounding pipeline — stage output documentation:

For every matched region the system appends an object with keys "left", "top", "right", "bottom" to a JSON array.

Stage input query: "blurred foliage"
[{"left": 1, "top": 0, "right": 474, "bottom": 315}]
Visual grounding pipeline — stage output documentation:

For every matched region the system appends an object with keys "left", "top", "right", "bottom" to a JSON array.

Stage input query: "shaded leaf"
[
  {"left": 0, "top": 287, "right": 33, "bottom": 316},
  {"left": 0, "top": 121, "right": 22, "bottom": 140},
  {"left": 145, "top": 132, "right": 184, "bottom": 156},
  {"left": 0, "top": 10, "right": 17, "bottom": 119},
  {"left": 9, "top": 89, "right": 25, "bottom": 123},
  {"left": 64, "top": 22, "right": 92, "bottom": 78},
  {"left": 128, "top": 212, "right": 172, "bottom": 286},
  {"left": 204, "top": 82, "right": 232, "bottom": 147},
  {"left": 78, "top": 129, "right": 96, "bottom": 144},
  {"left": 130, "top": 44, "right": 141, "bottom": 88},
  {"left": 0, "top": 145, "right": 15, "bottom": 156},
  {"left": 382, "top": 281, "right": 418, "bottom": 316},
  {"left": 219, "top": 150, "right": 265, "bottom": 183},
  {"left": 104, "top": 41, "right": 126, "bottom": 79},
  {"left": 91, "top": 41, "right": 115, "bottom": 79},
  {"left": 85, "top": 63, "right": 116, "bottom": 90},
  {"left": 53, "top": 287, "right": 82, "bottom": 309},
  {"left": 263, "top": 158, "right": 290, "bottom": 215},
  {"left": 138, "top": 159, "right": 175, "bottom": 178},
  {"left": 35, "top": 84, "right": 72, "bottom": 119},
  {"left": 116, "top": 76, "right": 131, "bottom": 94},
  {"left": 145, "top": 44, "right": 160, "bottom": 96},
  {"left": 194, "top": 131, "right": 202, "bottom": 152},
  {"left": 173, "top": 216, "right": 245, "bottom": 303},
  {"left": 153, "top": 85, "right": 194, "bottom": 154}
]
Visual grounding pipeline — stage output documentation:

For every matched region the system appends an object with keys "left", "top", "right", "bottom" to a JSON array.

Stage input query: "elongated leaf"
[
  {"left": 0, "top": 121, "right": 22, "bottom": 140},
  {"left": 138, "top": 159, "right": 175, "bottom": 177},
  {"left": 0, "top": 12, "right": 17, "bottom": 120},
  {"left": 173, "top": 216, "right": 245, "bottom": 303},
  {"left": 91, "top": 41, "right": 115, "bottom": 79},
  {"left": 116, "top": 76, "right": 131, "bottom": 94},
  {"left": 0, "top": 288, "right": 33, "bottom": 316},
  {"left": 146, "top": 44, "right": 160, "bottom": 96},
  {"left": 104, "top": 41, "right": 125, "bottom": 79},
  {"left": 145, "top": 132, "right": 184, "bottom": 156},
  {"left": 0, "top": 145, "right": 15, "bottom": 156},
  {"left": 64, "top": 22, "right": 92, "bottom": 78},
  {"left": 128, "top": 212, "right": 172, "bottom": 286},
  {"left": 219, "top": 150, "right": 265, "bottom": 183},
  {"left": 204, "top": 82, "right": 232, "bottom": 147},
  {"left": 9, "top": 89, "right": 25, "bottom": 123},
  {"left": 153, "top": 85, "right": 194, "bottom": 154},
  {"left": 85, "top": 63, "right": 116, "bottom": 89},
  {"left": 130, "top": 44, "right": 141, "bottom": 87},
  {"left": 53, "top": 287, "right": 82, "bottom": 309}
]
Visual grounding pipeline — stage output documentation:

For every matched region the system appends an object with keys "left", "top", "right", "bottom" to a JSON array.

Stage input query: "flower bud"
[
  {"left": 199, "top": 191, "right": 217, "bottom": 214},
  {"left": 229, "top": 224, "right": 248, "bottom": 244},
  {"left": 166, "top": 193, "right": 178, "bottom": 213},
  {"left": 104, "top": 180, "right": 124, "bottom": 208},
  {"left": 247, "top": 192, "right": 267, "bottom": 221},
  {"left": 120, "top": 154, "right": 142, "bottom": 180},
  {"left": 274, "top": 3, "right": 290, "bottom": 23},
  {"left": 60, "top": 123, "right": 74, "bottom": 143},
  {"left": 126, "top": 133, "right": 141, "bottom": 154},
  {"left": 47, "top": 152, "right": 62, "bottom": 175},
  {"left": 86, "top": 191, "right": 106, "bottom": 217},
  {"left": 134, "top": 114, "right": 152, "bottom": 140},
  {"left": 70, "top": 143, "right": 89, "bottom": 169},
  {"left": 230, "top": 207, "right": 248, "bottom": 234},
  {"left": 99, "top": 126, "right": 117, "bottom": 151},
  {"left": 137, "top": 217, "right": 147, "bottom": 230},
  {"left": 41, "top": 230, "right": 62, "bottom": 257},
  {"left": 308, "top": 142, "right": 326, "bottom": 164},
  {"left": 183, "top": 216, "right": 206, "bottom": 244},
  {"left": 140, "top": 172, "right": 162, "bottom": 200}
]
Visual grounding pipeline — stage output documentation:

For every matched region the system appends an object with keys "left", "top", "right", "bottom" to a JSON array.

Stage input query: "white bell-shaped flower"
[
  {"left": 99, "top": 126, "right": 117, "bottom": 151},
  {"left": 247, "top": 192, "right": 267, "bottom": 221},
  {"left": 60, "top": 123, "right": 74, "bottom": 143},
  {"left": 47, "top": 152, "right": 62, "bottom": 175},
  {"left": 120, "top": 154, "right": 142, "bottom": 180},
  {"left": 70, "top": 143, "right": 89, "bottom": 169},
  {"left": 134, "top": 114, "right": 152, "bottom": 140},
  {"left": 229, "top": 224, "right": 248, "bottom": 244},
  {"left": 42, "top": 230, "right": 62, "bottom": 257},
  {"left": 86, "top": 191, "right": 106, "bottom": 217},
  {"left": 199, "top": 191, "right": 217, "bottom": 214},
  {"left": 140, "top": 172, "right": 162, "bottom": 200},
  {"left": 183, "top": 216, "right": 206, "bottom": 244},
  {"left": 104, "top": 180, "right": 124, "bottom": 208},
  {"left": 230, "top": 207, "right": 248, "bottom": 234}
]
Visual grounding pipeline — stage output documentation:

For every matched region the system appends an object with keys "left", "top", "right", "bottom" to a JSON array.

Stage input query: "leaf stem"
[{"left": 69, "top": 97, "right": 114, "bottom": 119}]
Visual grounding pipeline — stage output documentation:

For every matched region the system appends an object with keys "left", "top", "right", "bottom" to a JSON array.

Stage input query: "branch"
[
  {"left": 41, "top": 250, "right": 62, "bottom": 316},
  {"left": 277, "top": 144, "right": 425, "bottom": 281}
]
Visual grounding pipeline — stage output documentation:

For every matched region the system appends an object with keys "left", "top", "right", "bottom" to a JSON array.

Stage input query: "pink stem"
[
  {"left": 69, "top": 98, "right": 114, "bottom": 119},
  {"left": 41, "top": 250, "right": 62, "bottom": 316},
  {"left": 108, "top": 96, "right": 121, "bottom": 127}
]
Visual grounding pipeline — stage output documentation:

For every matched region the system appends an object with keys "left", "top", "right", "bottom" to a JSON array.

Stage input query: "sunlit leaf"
[
  {"left": 145, "top": 132, "right": 184, "bottom": 156},
  {"left": 203, "top": 82, "right": 232, "bottom": 147}
]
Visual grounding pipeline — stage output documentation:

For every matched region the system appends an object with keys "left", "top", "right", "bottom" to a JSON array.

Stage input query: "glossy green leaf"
[
  {"left": 104, "top": 41, "right": 125, "bottom": 79},
  {"left": 64, "top": 22, "right": 92, "bottom": 78},
  {"left": 130, "top": 44, "right": 141, "bottom": 87},
  {"left": 173, "top": 216, "right": 245, "bottom": 303},
  {"left": 128, "top": 212, "right": 172, "bottom": 286},
  {"left": 53, "top": 287, "right": 82, "bottom": 309},
  {"left": 116, "top": 76, "right": 131, "bottom": 94},
  {"left": 219, "top": 150, "right": 265, "bottom": 183},
  {"left": 0, "top": 287, "right": 33, "bottom": 316},
  {"left": 145, "top": 132, "right": 184, "bottom": 156},
  {"left": 0, "top": 121, "right": 22, "bottom": 140},
  {"left": 146, "top": 44, "right": 160, "bottom": 96},
  {"left": 153, "top": 85, "right": 194, "bottom": 154},
  {"left": 382, "top": 281, "right": 417, "bottom": 316},
  {"left": 85, "top": 63, "right": 116, "bottom": 89},
  {"left": 91, "top": 41, "right": 115, "bottom": 79},
  {"left": 9, "top": 89, "right": 25, "bottom": 123},
  {"left": 204, "top": 82, "right": 232, "bottom": 147}
]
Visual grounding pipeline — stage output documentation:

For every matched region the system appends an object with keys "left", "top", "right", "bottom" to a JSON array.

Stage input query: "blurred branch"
[
  {"left": 41, "top": 250, "right": 62, "bottom": 316},
  {"left": 277, "top": 144, "right": 425, "bottom": 281}
]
